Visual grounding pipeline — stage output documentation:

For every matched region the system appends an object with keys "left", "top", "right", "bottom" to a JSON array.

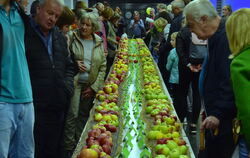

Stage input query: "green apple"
[
  {"left": 156, "top": 119, "right": 162, "bottom": 125},
  {"left": 169, "top": 149, "right": 180, "bottom": 158},
  {"left": 95, "top": 105, "right": 103, "bottom": 112},
  {"left": 103, "top": 86, "right": 112, "bottom": 94},
  {"left": 179, "top": 155, "right": 189, "bottom": 158},
  {"left": 155, "top": 144, "right": 164, "bottom": 153},
  {"left": 146, "top": 106, "right": 154, "bottom": 114},
  {"left": 98, "top": 94, "right": 106, "bottom": 101},
  {"left": 162, "top": 146, "right": 170, "bottom": 156},
  {"left": 147, "top": 131, "right": 161, "bottom": 140},
  {"left": 94, "top": 113, "right": 103, "bottom": 122},
  {"left": 166, "top": 140, "right": 178, "bottom": 150},
  {"left": 155, "top": 132, "right": 164, "bottom": 140},
  {"left": 160, "top": 125, "right": 170, "bottom": 134},
  {"left": 155, "top": 155, "right": 167, "bottom": 158},
  {"left": 112, "top": 106, "right": 119, "bottom": 111},
  {"left": 111, "top": 114, "right": 118, "bottom": 121},
  {"left": 151, "top": 109, "right": 160, "bottom": 116},
  {"left": 172, "top": 131, "right": 180, "bottom": 138},
  {"left": 163, "top": 117, "right": 175, "bottom": 125},
  {"left": 152, "top": 125, "right": 160, "bottom": 131},
  {"left": 102, "top": 115, "right": 112, "bottom": 122},
  {"left": 179, "top": 145, "right": 188, "bottom": 155}
]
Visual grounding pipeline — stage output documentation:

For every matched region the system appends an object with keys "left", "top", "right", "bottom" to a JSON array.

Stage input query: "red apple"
[
  {"left": 102, "top": 144, "right": 111, "bottom": 155},
  {"left": 104, "top": 124, "right": 117, "bottom": 133}
]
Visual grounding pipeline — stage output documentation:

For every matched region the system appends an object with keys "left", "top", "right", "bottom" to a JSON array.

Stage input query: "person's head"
[
  {"left": 110, "top": 12, "right": 120, "bottom": 25},
  {"left": 170, "top": 32, "right": 178, "bottom": 47},
  {"left": 75, "top": 8, "right": 86, "bottom": 20},
  {"left": 184, "top": 0, "right": 219, "bottom": 40},
  {"left": 103, "top": 1, "right": 110, "bottom": 8},
  {"left": 157, "top": 3, "right": 167, "bottom": 13},
  {"left": 226, "top": 8, "right": 250, "bottom": 56},
  {"left": 79, "top": 12, "right": 100, "bottom": 38},
  {"left": 154, "top": 17, "right": 168, "bottom": 32},
  {"left": 18, "top": 0, "right": 28, "bottom": 12},
  {"left": 115, "top": 6, "right": 122, "bottom": 15},
  {"left": 150, "top": 8, "right": 155, "bottom": 17},
  {"left": 101, "top": 7, "right": 114, "bottom": 20},
  {"left": 35, "top": 0, "right": 63, "bottom": 34},
  {"left": 222, "top": 5, "right": 232, "bottom": 17},
  {"left": 134, "top": 11, "right": 140, "bottom": 21},
  {"left": 30, "top": 0, "right": 39, "bottom": 17},
  {"left": 171, "top": 0, "right": 185, "bottom": 16},
  {"left": 56, "top": 6, "right": 75, "bottom": 34},
  {"left": 75, "top": 1, "right": 87, "bottom": 10},
  {"left": 96, "top": 2, "right": 104, "bottom": 13}
]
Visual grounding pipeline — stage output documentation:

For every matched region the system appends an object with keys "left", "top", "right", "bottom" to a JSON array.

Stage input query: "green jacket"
[
  {"left": 69, "top": 31, "right": 106, "bottom": 92},
  {"left": 231, "top": 46, "right": 250, "bottom": 148}
]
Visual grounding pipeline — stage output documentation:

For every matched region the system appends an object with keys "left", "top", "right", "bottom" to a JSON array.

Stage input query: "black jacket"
[
  {"left": 25, "top": 19, "right": 76, "bottom": 111},
  {"left": 158, "top": 12, "right": 184, "bottom": 83},
  {"left": 203, "top": 20, "right": 236, "bottom": 127},
  {"left": 176, "top": 27, "right": 191, "bottom": 67}
]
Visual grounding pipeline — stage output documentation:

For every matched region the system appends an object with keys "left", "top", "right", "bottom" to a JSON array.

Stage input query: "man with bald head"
[{"left": 25, "top": 0, "right": 76, "bottom": 157}]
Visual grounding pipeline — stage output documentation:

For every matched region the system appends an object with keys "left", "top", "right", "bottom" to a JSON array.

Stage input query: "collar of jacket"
[
  {"left": 231, "top": 46, "right": 250, "bottom": 59},
  {"left": 72, "top": 30, "right": 103, "bottom": 48}
]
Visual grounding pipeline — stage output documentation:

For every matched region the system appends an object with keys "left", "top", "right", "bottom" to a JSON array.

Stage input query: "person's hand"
[
  {"left": 188, "top": 64, "right": 202, "bottom": 72},
  {"left": 82, "top": 87, "right": 95, "bottom": 98},
  {"left": 201, "top": 116, "right": 220, "bottom": 130},
  {"left": 77, "top": 60, "right": 87, "bottom": 72}
]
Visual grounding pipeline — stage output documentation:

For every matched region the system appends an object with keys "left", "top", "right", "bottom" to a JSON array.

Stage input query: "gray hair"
[
  {"left": 38, "top": 0, "right": 64, "bottom": 7},
  {"left": 157, "top": 3, "right": 167, "bottom": 10},
  {"left": 171, "top": 0, "right": 185, "bottom": 10},
  {"left": 79, "top": 13, "right": 100, "bottom": 33},
  {"left": 184, "top": 0, "right": 218, "bottom": 22}
]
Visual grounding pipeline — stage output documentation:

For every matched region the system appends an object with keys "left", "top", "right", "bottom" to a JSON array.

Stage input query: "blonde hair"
[
  {"left": 154, "top": 17, "right": 168, "bottom": 32},
  {"left": 226, "top": 8, "right": 250, "bottom": 56},
  {"left": 171, "top": 32, "right": 178, "bottom": 39}
]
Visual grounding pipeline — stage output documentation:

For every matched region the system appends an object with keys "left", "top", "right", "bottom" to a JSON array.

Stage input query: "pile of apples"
[
  {"left": 137, "top": 39, "right": 190, "bottom": 158},
  {"left": 77, "top": 39, "right": 129, "bottom": 158}
]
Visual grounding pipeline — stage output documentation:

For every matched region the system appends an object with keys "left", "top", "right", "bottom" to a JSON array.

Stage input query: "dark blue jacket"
[{"left": 203, "top": 20, "right": 236, "bottom": 128}]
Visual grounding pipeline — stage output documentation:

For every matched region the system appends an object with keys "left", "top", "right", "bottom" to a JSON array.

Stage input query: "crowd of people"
[{"left": 0, "top": 0, "right": 250, "bottom": 158}]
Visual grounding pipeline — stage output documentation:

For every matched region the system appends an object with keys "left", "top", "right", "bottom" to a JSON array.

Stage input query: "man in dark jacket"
[
  {"left": 0, "top": 1, "right": 35, "bottom": 158},
  {"left": 184, "top": 0, "right": 236, "bottom": 158},
  {"left": 25, "top": 0, "right": 76, "bottom": 158},
  {"left": 158, "top": 0, "right": 185, "bottom": 85}
]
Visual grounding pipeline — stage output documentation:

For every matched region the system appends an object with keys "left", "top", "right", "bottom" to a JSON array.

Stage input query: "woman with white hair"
[{"left": 63, "top": 13, "right": 106, "bottom": 157}]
